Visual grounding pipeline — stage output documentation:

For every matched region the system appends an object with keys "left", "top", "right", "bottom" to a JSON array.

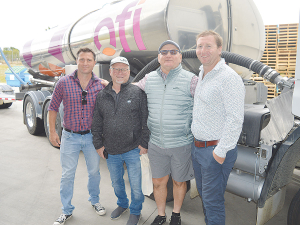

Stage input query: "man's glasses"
[
  {"left": 111, "top": 68, "right": 129, "bottom": 73},
  {"left": 159, "top": 50, "right": 180, "bottom": 56},
  {"left": 82, "top": 90, "right": 87, "bottom": 105}
]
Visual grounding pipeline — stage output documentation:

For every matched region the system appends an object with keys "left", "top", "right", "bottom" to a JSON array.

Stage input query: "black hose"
[
  {"left": 220, "top": 51, "right": 280, "bottom": 83},
  {"left": 132, "top": 58, "right": 159, "bottom": 82},
  {"left": 132, "top": 50, "right": 280, "bottom": 83}
]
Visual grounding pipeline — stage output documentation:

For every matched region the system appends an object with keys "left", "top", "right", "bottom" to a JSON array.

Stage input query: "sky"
[{"left": 0, "top": 0, "right": 299, "bottom": 51}]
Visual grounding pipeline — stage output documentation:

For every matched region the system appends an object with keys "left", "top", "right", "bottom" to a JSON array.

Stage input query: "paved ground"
[{"left": 0, "top": 100, "right": 299, "bottom": 225}]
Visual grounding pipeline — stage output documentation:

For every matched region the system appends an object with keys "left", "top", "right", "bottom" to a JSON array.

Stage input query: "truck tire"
[
  {"left": 0, "top": 102, "right": 12, "bottom": 109},
  {"left": 24, "top": 96, "right": 44, "bottom": 135},
  {"left": 147, "top": 175, "right": 191, "bottom": 202},
  {"left": 287, "top": 188, "right": 300, "bottom": 225},
  {"left": 43, "top": 100, "right": 62, "bottom": 147}
]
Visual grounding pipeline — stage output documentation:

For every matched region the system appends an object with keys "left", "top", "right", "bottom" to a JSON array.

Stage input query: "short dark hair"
[
  {"left": 77, "top": 48, "right": 96, "bottom": 61},
  {"left": 196, "top": 30, "right": 223, "bottom": 48}
]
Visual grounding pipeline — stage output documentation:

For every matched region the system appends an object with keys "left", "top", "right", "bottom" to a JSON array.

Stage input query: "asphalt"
[{"left": 0, "top": 100, "right": 299, "bottom": 225}]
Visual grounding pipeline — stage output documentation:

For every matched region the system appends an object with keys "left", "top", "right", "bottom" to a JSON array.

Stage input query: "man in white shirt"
[{"left": 191, "top": 30, "right": 245, "bottom": 225}]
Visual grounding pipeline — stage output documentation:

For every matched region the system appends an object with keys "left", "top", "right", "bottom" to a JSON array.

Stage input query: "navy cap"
[{"left": 158, "top": 40, "right": 181, "bottom": 53}]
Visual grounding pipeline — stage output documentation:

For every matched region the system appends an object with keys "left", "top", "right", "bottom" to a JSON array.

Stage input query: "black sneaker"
[
  {"left": 169, "top": 214, "right": 181, "bottom": 225},
  {"left": 53, "top": 214, "right": 72, "bottom": 225},
  {"left": 151, "top": 215, "right": 166, "bottom": 225}
]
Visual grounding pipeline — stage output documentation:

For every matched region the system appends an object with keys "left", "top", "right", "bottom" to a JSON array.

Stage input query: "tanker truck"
[{"left": 17, "top": 0, "right": 300, "bottom": 224}]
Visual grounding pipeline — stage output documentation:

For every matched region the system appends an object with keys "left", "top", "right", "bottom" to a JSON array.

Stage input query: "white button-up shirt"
[{"left": 191, "top": 58, "right": 245, "bottom": 158}]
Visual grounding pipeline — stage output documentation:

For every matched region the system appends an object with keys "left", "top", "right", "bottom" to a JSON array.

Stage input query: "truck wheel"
[
  {"left": 24, "top": 96, "right": 44, "bottom": 135},
  {"left": 43, "top": 100, "right": 62, "bottom": 147},
  {"left": 147, "top": 175, "right": 191, "bottom": 202},
  {"left": 287, "top": 188, "right": 300, "bottom": 225},
  {"left": 0, "top": 102, "right": 12, "bottom": 109}
]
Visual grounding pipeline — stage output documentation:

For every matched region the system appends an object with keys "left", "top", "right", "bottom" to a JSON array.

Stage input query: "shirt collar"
[
  {"left": 199, "top": 58, "right": 225, "bottom": 78},
  {"left": 71, "top": 69, "right": 96, "bottom": 81},
  {"left": 158, "top": 64, "right": 182, "bottom": 80}
]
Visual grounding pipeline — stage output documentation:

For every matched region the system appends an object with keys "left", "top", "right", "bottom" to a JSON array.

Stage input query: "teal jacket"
[{"left": 145, "top": 64, "right": 194, "bottom": 148}]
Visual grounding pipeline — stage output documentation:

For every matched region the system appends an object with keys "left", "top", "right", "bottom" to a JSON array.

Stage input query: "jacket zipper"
[{"left": 160, "top": 84, "right": 166, "bottom": 148}]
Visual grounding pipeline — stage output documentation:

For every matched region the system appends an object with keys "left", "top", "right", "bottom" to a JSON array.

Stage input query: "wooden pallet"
[
  {"left": 250, "top": 76, "right": 278, "bottom": 99},
  {"left": 251, "top": 23, "right": 298, "bottom": 99},
  {"left": 277, "top": 23, "right": 298, "bottom": 50},
  {"left": 278, "top": 72, "right": 295, "bottom": 78},
  {"left": 278, "top": 29, "right": 298, "bottom": 35},
  {"left": 278, "top": 36, "right": 298, "bottom": 42},
  {"left": 262, "top": 50, "right": 277, "bottom": 57},
  {"left": 276, "top": 49, "right": 297, "bottom": 73},
  {"left": 277, "top": 43, "right": 297, "bottom": 49},
  {"left": 265, "top": 25, "right": 278, "bottom": 34},
  {"left": 265, "top": 25, "right": 278, "bottom": 49},
  {"left": 278, "top": 23, "right": 299, "bottom": 29}
]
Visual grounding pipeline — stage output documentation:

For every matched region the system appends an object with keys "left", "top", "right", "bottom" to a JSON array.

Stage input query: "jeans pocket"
[
  {"left": 135, "top": 147, "right": 141, "bottom": 156},
  {"left": 62, "top": 129, "right": 72, "bottom": 139},
  {"left": 196, "top": 146, "right": 215, "bottom": 168},
  {"left": 210, "top": 148, "right": 223, "bottom": 166}
]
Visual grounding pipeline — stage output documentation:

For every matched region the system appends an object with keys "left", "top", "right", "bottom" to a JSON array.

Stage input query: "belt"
[
  {"left": 194, "top": 138, "right": 219, "bottom": 148},
  {"left": 64, "top": 128, "right": 91, "bottom": 135}
]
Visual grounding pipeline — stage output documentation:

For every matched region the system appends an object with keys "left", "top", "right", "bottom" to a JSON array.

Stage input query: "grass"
[{"left": 0, "top": 60, "right": 23, "bottom": 83}]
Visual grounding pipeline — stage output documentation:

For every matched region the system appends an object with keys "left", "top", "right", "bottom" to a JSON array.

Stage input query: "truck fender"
[
  {"left": 41, "top": 96, "right": 52, "bottom": 121},
  {"left": 258, "top": 126, "right": 300, "bottom": 208},
  {"left": 23, "top": 90, "right": 52, "bottom": 124}
]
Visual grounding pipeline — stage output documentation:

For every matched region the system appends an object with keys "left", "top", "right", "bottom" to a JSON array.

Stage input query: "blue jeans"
[
  {"left": 191, "top": 143, "right": 237, "bottom": 225},
  {"left": 60, "top": 130, "right": 101, "bottom": 215},
  {"left": 106, "top": 148, "right": 144, "bottom": 215}
]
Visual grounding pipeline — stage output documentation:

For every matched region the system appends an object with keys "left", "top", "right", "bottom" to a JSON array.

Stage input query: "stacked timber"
[
  {"left": 277, "top": 23, "right": 298, "bottom": 78},
  {"left": 262, "top": 25, "right": 278, "bottom": 70},
  {"left": 251, "top": 23, "right": 298, "bottom": 99}
]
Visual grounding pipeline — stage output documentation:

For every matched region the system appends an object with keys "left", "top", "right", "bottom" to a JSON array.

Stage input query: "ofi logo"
[{"left": 94, "top": 0, "right": 147, "bottom": 56}]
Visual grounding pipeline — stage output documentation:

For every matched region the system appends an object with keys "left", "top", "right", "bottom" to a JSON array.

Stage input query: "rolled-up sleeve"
[{"left": 48, "top": 79, "right": 63, "bottom": 112}]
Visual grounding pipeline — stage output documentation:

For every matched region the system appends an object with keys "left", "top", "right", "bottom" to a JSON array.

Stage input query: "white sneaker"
[
  {"left": 53, "top": 214, "right": 72, "bottom": 225},
  {"left": 92, "top": 203, "right": 106, "bottom": 216}
]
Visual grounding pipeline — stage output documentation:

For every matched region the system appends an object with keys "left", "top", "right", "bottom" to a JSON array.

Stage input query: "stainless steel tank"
[{"left": 20, "top": 0, "right": 265, "bottom": 79}]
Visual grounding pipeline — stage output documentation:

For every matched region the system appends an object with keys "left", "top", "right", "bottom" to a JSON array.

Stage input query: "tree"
[{"left": 2, "top": 47, "right": 20, "bottom": 62}]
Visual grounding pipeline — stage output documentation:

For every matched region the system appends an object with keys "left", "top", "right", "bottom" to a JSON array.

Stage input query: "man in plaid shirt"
[{"left": 48, "top": 48, "right": 106, "bottom": 225}]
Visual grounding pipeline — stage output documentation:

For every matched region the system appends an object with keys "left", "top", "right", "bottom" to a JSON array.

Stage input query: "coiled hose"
[{"left": 132, "top": 50, "right": 281, "bottom": 85}]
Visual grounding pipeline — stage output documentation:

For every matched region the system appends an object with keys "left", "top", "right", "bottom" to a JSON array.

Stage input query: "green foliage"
[{"left": 0, "top": 47, "right": 20, "bottom": 62}]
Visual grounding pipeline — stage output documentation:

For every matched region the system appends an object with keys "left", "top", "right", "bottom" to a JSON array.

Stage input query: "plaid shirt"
[
  {"left": 136, "top": 68, "right": 198, "bottom": 97},
  {"left": 48, "top": 70, "right": 104, "bottom": 132}
]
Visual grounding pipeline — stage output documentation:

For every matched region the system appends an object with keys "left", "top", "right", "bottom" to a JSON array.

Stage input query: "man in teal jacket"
[{"left": 136, "top": 40, "right": 198, "bottom": 225}]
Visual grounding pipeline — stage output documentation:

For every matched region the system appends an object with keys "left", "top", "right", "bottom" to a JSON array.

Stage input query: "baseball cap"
[
  {"left": 110, "top": 56, "right": 129, "bottom": 66},
  {"left": 158, "top": 40, "right": 181, "bottom": 53}
]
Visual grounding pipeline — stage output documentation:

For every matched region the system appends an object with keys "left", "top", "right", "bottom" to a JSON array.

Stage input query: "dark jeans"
[{"left": 191, "top": 143, "right": 237, "bottom": 225}]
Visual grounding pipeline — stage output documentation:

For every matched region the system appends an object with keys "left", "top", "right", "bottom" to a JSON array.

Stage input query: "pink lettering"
[
  {"left": 94, "top": 0, "right": 146, "bottom": 53},
  {"left": 115, "top": 1, "right": 138, "bottom": 52},
  {"left": 133, "top": 7, "right": 146, "bottom": 50},
  {"left": 94, "top": 17, "right": 116, "bottom": 50}
]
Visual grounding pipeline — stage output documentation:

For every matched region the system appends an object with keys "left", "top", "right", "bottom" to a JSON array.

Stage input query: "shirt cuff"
[{"left": 213, "top": 146, "right": 226, "bottom": 158}]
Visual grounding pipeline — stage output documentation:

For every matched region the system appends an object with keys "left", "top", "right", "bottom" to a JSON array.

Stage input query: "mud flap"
[{"left": 256, "top": 186, "right": 286, "bottom": 225}]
